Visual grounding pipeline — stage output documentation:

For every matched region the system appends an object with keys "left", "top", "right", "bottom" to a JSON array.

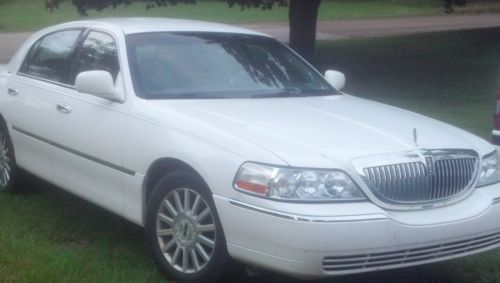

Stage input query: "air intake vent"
[{"left": 323, "top": 230, "right": 500, "bottom": 273}]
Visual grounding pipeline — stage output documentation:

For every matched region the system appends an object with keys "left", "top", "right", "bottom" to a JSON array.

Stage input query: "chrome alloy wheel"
[
  {"left": 0, "top": 133, "right": 11, "bottom": 190},
  {"left": 156, "top": 187, "right": 217, "bottom": 273}
]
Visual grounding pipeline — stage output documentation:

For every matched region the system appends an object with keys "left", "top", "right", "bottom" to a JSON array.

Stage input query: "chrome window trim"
[{"left": 17, "top": 73, "right": 76, "bottom": 90}]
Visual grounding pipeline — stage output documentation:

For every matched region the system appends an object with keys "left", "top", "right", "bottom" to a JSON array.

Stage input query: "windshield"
[{"left": 126, "top": 32, "right": 339, "bottom": 99}]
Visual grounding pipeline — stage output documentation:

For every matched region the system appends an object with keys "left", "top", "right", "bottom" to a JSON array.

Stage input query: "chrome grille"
[
  {"left": 363, "top": 150, "right": 478, "bottom": 204},
  {"left": 323, "top": 230, "right": 500, "bottom": 273}
]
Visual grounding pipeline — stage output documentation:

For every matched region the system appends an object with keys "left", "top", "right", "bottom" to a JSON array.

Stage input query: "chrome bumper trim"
[{"left": 228, "top": 199, "right": 388, "bottom": 223}]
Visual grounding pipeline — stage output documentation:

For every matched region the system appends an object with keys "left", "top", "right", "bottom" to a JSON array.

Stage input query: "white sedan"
[{"left": 1, "top": 18, "right": 500, "bottom": 282}]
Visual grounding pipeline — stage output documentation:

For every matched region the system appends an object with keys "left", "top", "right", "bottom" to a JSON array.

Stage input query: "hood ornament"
[{"left": 413, "top": 128, "right": 418, "bottom": 146}]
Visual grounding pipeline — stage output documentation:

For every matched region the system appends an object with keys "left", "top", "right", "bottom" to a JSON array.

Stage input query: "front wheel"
[{"left": 145, "top": 171, "right": 229, "bottom": 283}]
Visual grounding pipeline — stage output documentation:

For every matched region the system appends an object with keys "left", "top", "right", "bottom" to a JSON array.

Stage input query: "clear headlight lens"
[
  {"left": 233, "top": 162, "right": 366, "bottom": 202},
  {"left": 477, "top": 150, "right": 500, "bottom": 187}
]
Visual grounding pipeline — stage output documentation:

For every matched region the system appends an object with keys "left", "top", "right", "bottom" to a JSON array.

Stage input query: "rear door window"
[{"left": 20, "top": 30, "right": 82, "bottom": 83}]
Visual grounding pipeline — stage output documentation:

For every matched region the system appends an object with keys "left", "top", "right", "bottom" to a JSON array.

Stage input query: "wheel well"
[{"left": 142, "top": 158, "right": 205, "bottom": 220}]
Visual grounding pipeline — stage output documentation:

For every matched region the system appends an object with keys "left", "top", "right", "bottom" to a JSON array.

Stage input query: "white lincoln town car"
[{"left": 1, "top": 18, "right": 500, "bottom": 282}]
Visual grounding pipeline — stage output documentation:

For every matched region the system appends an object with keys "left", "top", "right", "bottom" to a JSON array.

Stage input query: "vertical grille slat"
[
  {"left": 446, "top": 160, "right": 452, "bottom": 198},
  {"left": 363, "top": 156, "right": 477, "bottom": 204},
  {"left": 458, "top": 159, "right": 465, "bottom": 193}
]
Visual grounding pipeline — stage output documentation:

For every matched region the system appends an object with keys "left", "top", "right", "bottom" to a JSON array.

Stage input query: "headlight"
[
  {"left": 233, "top": 162, "right": 366, "bottom": 202},
  {"left": 477, "top": 150, "right": 500, "bottom": 187}
]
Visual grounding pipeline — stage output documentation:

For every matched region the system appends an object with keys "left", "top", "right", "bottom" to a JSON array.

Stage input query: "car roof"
[{"left": 52, "top": 17, "right": 270, "bottom": 37}]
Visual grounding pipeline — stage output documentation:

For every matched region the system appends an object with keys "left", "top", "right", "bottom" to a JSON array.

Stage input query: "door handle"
[
  {"left": 7, "top": 88, "right": 19, "bottom": 96},
  {"left": 56, "top": 103, "right": 72, "bottom": 114}
]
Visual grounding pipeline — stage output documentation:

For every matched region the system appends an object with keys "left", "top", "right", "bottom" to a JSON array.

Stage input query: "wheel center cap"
[{"left": 174, "top": 215, "right": 197, "bottom": 247}]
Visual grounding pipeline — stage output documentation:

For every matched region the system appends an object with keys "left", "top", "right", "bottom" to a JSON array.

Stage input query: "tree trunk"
[{"left": 288, "top": 0, "right": 321, "bottom": 62}]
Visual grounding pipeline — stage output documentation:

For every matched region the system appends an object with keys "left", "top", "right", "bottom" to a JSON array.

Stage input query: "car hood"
[{"left": 146, "top": 94, "right": 493, "bottom": 168}]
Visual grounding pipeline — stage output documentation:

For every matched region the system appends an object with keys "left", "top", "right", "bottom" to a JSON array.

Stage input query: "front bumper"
[{"left": 214, "top": 183, "right": 500, "bottom": 279}]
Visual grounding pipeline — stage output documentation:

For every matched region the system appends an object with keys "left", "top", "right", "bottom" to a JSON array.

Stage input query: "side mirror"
[
  {"left": 75, "top": 70, "right": 124, "bottom": 102},
  {"left": 324, "top": 70, "right": 346, "bottom": 90}
]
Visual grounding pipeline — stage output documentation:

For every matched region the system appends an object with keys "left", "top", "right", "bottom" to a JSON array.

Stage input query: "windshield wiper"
[
  {"left": 148, "top": 92, "right": 224, "bottom": 99},
  {"left": 251, "top": 88, "right": 305, "bottom": 98}
]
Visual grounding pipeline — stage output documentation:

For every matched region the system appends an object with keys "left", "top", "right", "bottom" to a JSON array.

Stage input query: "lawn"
[
  {"left": 0, "top": 0, "right": 446, "bottom": 32},
  {"left": 1, "top": 27, "right": 500, "bottom": 282},
  {"left": 316, "top": 27, "right": 500, "bottom": 140}
]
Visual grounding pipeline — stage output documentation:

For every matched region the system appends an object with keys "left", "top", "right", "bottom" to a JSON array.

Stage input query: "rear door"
[{"left": 1, "top": 29, "right": 82, "bottom": 180}]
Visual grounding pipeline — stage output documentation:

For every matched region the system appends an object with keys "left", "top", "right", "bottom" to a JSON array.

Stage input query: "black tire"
[
  {"left": 145, "top": 171, "right": 229, "bottom": 283},
  {"left": 0, "top": 122, "right": 18, "bottom": 192}
]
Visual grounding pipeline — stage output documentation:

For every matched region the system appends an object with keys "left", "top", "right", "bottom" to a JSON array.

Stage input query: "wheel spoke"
[
  {"left": 184, "top": 189, "right": 190, "bottom": 213},
  {"left": 197, "top": 234, "right": 215, "bottom": 248},
  {"left": 195, "top": 207, "right": 210, "bottom": 223},
  {"left": 196, "top": 243, "right": 210, "bottom": 262},
  {"left": 174, "top": 190, "right": 183, "bottom": 212},
  {"left": 191, "top": 249, "right": 200, "bottom": 271},
  {"left": 157, "top": 213, "right": 174, "bottom": 225},
  {"left": 191, "top": 194, "right": 201, "bottom": 214},
  {"left": 172, "top": 246, "right": 181, "bottom": 264},
  {"left": 2, "top": 170, "right": 8, "bottom": 185},
  {"left": 164, "top": 199, "right": 178, "bottom": 217},
  {"left": 182, "top": 248, "right": 189, "bottom": 272},
  {"left": 197, "top": 224, "right": 215, "bottom": 233},
  {"left": 157, "top": 228, "right": 173, "bottom": 236},
  {"left": 162, "top": 238, "right": 176, "bottom": 252}
]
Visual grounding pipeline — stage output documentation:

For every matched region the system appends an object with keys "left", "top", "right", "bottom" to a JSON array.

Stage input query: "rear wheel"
[
  {"left": 145, "top": 171, "right": 228, "bottom": 283},
  {"left": 0, "top": 123, "right": 17, "bottom": 192}
]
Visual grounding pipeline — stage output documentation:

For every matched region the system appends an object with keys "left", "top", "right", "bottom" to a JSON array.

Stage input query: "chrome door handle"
[
  {"left": 7, "top": 88, "right": 19, "bottom": 96},
  {"left": 56, "top": 103, "right": 72, "bottom": 114}
]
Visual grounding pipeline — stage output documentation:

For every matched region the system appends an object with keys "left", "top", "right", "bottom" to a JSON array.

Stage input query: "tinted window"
[
  {"left": 69, "top": 31, "right": 119, "bottom": 85},
  {"left": 20, "top": 30, "right": 81, "bottom": 82},
  {"left": 127, "top": 33, "right": 337, "bottom": 99}
]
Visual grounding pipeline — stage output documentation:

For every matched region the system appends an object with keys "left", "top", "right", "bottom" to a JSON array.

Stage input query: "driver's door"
[{"left": 50, "top": 30, "right": 129, "bottom": 216}]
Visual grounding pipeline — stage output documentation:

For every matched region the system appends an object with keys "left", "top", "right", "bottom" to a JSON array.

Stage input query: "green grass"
[
  {"left": 0, "top": 176, "right": 165, "bottom": 283},
  {"left": 1, "top": 27, "right": 500, "bottom": 282},
  {"left": 0, "top": 0, "right": 446, "bottom": 32},
  {"left": 316, "top": 27, "right": 500, "bottom": 140}
]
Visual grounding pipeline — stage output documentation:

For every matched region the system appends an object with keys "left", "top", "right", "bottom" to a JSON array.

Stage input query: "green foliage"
[
  {"left": 44, "top": 0, "right": 287, "bottom": 15},
  {"left": 225, "top": 0, "right": 286, "bottom": 9},
  {"left": 45, "top": 0, "right": 196, "bottom": 15}
]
